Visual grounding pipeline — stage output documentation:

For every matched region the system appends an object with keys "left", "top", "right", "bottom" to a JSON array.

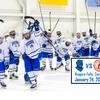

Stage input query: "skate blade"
[
  {"left": 1, "top": 86, "right": 7, "bottom": 89},
  {"left": 30, "top": 87, "right": 37, "bottom": 91}
]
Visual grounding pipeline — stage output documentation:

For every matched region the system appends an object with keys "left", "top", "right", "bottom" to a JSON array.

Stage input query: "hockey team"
[{"left": 0, "top": 18, "right": 100, "bottom": 90}]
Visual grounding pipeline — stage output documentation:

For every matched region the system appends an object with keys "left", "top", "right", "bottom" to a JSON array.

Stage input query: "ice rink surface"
[{"left": 0, "top": 58, "right": 100, "bottom": 99}]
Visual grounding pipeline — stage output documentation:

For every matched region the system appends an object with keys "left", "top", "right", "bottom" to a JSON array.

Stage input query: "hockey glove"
[
  {"left": 43, "top": 31, "right": 48, "bottom": 37},
  {"left": 89, "top": 29, "right": 93, "bottom": 37},
  {"left": 47, "top": 39, "right": 52, "bottom": 43},
  {"left": 42, "top": 44, "right": 46, "bottom": 48},
  {"left": 33, "top": 20, "right": 40, "bottom": 27}
]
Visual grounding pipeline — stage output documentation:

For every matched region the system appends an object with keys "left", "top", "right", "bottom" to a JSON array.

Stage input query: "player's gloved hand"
[
  {"left": 33, "top": 20, "right": 40, "bottom": 27},
  {"left": 89, "top": 29, "right": 93, "bottom": 37},
  {"left": 42, "top": 44, "right": 46, "bottom": 48},
  {"left": 73, "top": 53, "right": 80, "bottom": 57},
  {"left": 27, "top": 21, "right": 32, "bottom": 30},
  {"left": 34, "top": 27, "right": 40, "bottom": 31},
  {"left": 4, "top": 61, "right": 9, "bottom": 70},
  {"left": 47, "top": 39, "right": 52, "bottom": 43},
  {"left": 43, "top": 31, "right": 48, "bottom": 37},
  {"left": 15, "top": 57, "right": 19, "bottom": 65}
]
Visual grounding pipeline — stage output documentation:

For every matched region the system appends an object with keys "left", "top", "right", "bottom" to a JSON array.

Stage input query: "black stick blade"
[{"left": 0, "top": 19, "right": 4, "bottom": 23}]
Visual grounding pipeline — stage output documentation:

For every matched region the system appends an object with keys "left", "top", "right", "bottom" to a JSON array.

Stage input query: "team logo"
[
  {"left": 75, "top": 60, "right": 83, "bottom": 72},
  {"left": 93, "top": 60, "right": 100, "bottom": 72}
]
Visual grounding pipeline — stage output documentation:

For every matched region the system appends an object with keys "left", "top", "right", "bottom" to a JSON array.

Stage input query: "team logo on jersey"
[
  {"left": 91, "top": 40, "right": 98, "bottom": 46},
  {"left": 93, "top": 60, "right": 100, "bottom": 72},
  {"left": 75, "top": 60, "right": 83, "bottom": 72}
]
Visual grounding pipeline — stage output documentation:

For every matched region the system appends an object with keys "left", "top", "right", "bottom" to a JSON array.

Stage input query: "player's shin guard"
[
  {"left": 65, "top": 60, "right": 70, "bottom": 71},
  {"left": 28, "top": 71, "right": 37, "bottom": 89},
  {"left": 54, "top": 62, "right": 61, "bottom": 70},
  {"left": 41, "top": 58, "right": 46, "bottom": 71},
  {"left": 48, "top": 58, "right": 53, "bottom": 70},
  {"left": 33, "top": 71, "right": 39, "bottom": 84},
  {"left": 8, "top": 64, "right": 14, "bottom": 79},
  {"left": 0, "top": 72, "right": 6, "bottom": 88},
  {"left": 13, "top": 65, "right": 18, "bottom": 79},
  {"left": 28, "top": 71, "right": 36, "bottom": 84}
]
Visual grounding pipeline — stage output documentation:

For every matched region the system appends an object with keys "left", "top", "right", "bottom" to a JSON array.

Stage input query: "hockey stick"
[
  {"left": 38, "top": 0, "right": 46, "bottom": 31},
  {"left": 85, "top": 0, "right": 91, "bottom": 29},
  {"left": 51, "top": 18, "right": 60, "bottom": 33},
  {"left": 0, "top": 19, "right": 4, "bottom": 23},
  {"left": 94, "top": 12, "right": 96, "bottom": 34},
  {"left": 24, "top": 16, "right": 64, "bottom": 57},
  {"left": 49, "top": 12, "right": 51, "bottom": 31}
]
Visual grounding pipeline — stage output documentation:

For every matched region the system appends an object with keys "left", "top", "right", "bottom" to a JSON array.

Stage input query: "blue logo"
[{"left": 76, "top": 60, "right": 83, "bottom": 72}]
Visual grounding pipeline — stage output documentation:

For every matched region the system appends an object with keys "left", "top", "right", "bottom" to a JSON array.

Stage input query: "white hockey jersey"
[
  {"left": 31, "top": 28, "right": 41, "bottom": 42},
  {"left": 6, "top": 36, "right": 20, "bottom": 55},
  {"left": 82, "top": 35, "right": 90, "bottom": 49},
  {"left": 89, "top": 37, "right": 100, "bottom": 51},
  {"left": 55, "top": 35, "right": 65, "bottom": 44},
  {"left": 15, "top": 34, "right": 40, "bottom": 59},
  {"left": 0, "top": 42, "right": 9, "bottom": 62},
  {"left": 38, "top": 35, "right": 44, "bottom": 53},
  {"left": 41, "top": 36, "right": 54, "bottom": 53},
  {"left": 55, "top": 42, "right": 76, "bottom": 57},
  {"left": 72, "top": 37, "right": 83, "bottom": 51}
]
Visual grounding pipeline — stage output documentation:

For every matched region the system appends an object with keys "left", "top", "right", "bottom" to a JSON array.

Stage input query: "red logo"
[{"left": 93, "top": 60, "right": 100, "bottom": 72}]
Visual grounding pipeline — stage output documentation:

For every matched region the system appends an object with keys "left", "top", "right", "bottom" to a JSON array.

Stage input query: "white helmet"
[
  {"left": 0, "top": 33, "right": 4, "bottom": 38},
  {"left": 22, "top": 29, "right": 30, "bottom": 35},
  {"left": 4, "top": 32, "right": 9, "bottom": 36},
  {"left": 9, "top": 29, "right": 15, "bottom": 33},
  {"left": 66, "top": 39, "right": 71, "bottom": 43}
]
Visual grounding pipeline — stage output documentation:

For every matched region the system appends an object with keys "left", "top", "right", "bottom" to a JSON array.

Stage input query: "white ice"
[{"left": 0, "top": 58, "right": 100, "bottom": 99}]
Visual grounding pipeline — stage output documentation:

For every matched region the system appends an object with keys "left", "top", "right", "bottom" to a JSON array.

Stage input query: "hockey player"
[
  {"left": 90, "top": 33, "right": 100, "bottom": 57},
  {"left": 3, "top": 33, "right": 9, "bottom": 78},
  {"left": 54, "top": 39, "right": 79, "bottom": 71},
  {"left": 40, "top": 31, "right": 54, "bottom": 71},
  {"left": 0, "top": 34, "right": 9, "bottom": 88},
  {"left": 15, "top": 29, "right": 40, "bottom": 89},
  {"left": 54, "top": 31, "right": 65, "bottom": 68},
  {"left": 6, "top": 30, "right": 20, "bottom": 79},
  {"left": 72, "top": 32, "right": 83, "bottom": 56},
  {"left": 38, "top": 32, "right": 44, "bottom": 61},
  {"left": 55, "top": 31, "right": 65, "bottom": 44},
  {"left": 82, "top": 32, "right": 90, "bottom": 56}
]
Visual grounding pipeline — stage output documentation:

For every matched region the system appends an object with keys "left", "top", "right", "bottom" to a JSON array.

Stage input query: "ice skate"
[
  {"left": 0, "top": 82, "right": 7, "bottom": 88},
  {"left": 40, "top": 66, "right": 46, "bottom": 71},
  {"left": 12, "top": 73, "right": 18, "bottom": 79},
  {"left": 50, "top": 66, "right": 54, "bottom": 70},
  {"left": 30, "top": 83, "right": 37, "bottom": 90}
]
